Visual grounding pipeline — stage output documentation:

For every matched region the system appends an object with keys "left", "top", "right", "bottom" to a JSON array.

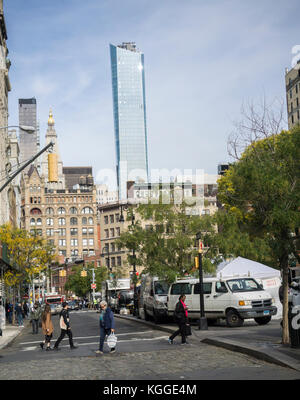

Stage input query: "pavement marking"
[
  {"left": 19, "top": 331, "right": 155, "bottom": 345},
  {"left": 20, "top": 336, "right": 170, "bottom": 351}
]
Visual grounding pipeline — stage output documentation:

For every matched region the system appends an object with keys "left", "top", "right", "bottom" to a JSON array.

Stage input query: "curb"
[
  {"left": 114, "top": 314, "right": 176, "bottom": 334},
  {"left": 201, "top": 337, "right": 300, "bottom": 372}
]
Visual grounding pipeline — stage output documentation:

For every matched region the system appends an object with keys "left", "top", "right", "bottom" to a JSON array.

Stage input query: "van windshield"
[
  {"left": 227, "top": 278, "right": 262, "bottom": 292},
  {"left": 154, "top": 281, "right": 169, "bottom": 295}
]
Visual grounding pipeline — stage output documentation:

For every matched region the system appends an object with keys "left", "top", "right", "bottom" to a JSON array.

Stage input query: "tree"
[
  {"left": 117, "top": 202, "right": 216, "bottom": 283},
  {"left": 217, "top": 127, "right": 300, "bottom": 344},
  {"left": 65, "top": 264, "right": 108, "bottom": 298}
]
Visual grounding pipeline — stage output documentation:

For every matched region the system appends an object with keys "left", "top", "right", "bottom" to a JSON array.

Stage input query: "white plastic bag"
[{"left": 107, "top": 332, "right": 117, "bottom": 348}]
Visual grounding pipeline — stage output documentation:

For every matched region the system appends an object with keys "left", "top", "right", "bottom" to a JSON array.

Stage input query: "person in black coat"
[{"left": 168, "top": 294, "right": 190, "bottom": 345}]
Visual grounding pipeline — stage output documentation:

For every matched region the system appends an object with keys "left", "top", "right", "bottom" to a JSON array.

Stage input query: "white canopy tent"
[{"left": 216, "top": 257, "right": 282, "bottom": 319}]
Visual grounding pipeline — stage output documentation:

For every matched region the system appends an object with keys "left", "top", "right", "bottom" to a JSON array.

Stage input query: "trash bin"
[{"left": 288, "top": 305, "right": 300, "bottom": 348}]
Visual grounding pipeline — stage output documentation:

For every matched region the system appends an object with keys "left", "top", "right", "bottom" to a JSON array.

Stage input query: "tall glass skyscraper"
[{"left": 110, "top": 42, "right": 149, "bottom": 200}]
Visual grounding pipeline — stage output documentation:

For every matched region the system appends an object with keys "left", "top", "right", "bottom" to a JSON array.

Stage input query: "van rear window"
[{"left": 171, "top": 283, "right": 192, "bottom": 295}]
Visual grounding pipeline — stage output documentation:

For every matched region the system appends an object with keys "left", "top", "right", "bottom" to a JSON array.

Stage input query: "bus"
[{"left": 45, "top": 294, "right": 65, "bottom": 305}]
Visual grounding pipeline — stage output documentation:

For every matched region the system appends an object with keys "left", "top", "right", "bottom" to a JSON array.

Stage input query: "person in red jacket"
[{"left": 168, "top": 294, "right": 190, "bottom": 345}]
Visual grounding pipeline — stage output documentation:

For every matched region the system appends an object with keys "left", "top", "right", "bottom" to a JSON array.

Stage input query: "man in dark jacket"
[
  {"left": 168, "top": 294, "right": 189, "bottom": 345},
  {"left": 53, "top": 302, "right": 77, "bottom": 350},
  {"left": 96, "top": 300, "right": 116, "bottom": 354}
]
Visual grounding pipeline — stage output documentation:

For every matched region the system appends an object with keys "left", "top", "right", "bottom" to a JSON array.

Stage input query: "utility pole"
[{"left": 196, "top": 233, "right": 208, "bottom": 330}]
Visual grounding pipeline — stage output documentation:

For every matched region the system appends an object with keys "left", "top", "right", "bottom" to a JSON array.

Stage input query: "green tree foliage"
[
  {"left": 217, "top": 127, "right": 300, "bottom": 343},
  {"left": 64, "top": 263, "right": 108, "bottom": 298}
]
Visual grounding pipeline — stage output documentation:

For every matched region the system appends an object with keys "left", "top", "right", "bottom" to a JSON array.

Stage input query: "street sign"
[{"left": 91, "top": 283, "right": 96, "bottom": 289}]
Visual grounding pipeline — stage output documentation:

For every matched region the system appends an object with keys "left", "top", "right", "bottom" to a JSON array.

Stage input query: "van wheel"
[
  {"left": 144, "top": 307, "right": 150, "bottom": 321},
  {"left": 226, "top": 310, "right": 244, "bottom": 327},
  {"left": 254, "top": 316, "right": 271, "bottom": 325}
]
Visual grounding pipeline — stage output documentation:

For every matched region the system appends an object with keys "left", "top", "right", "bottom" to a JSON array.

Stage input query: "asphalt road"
[{"left": 0, "top": 309, "right": 300, "bottom": 380}]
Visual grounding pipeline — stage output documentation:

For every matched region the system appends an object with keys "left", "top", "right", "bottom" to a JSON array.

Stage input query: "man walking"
[
  {"left": 15, "top": 303, "right": 24, "bottom": 327},
  {"left": 30, "top": 303, "right": 41, "bottom": 334},
  {"left": 53, "top": 302, "right": 78, "bottom": 350}
]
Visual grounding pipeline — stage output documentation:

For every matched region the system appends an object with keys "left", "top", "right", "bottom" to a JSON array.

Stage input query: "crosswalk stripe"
[{"left": 20, "top": 331, "right": 155, "bottom": 345}]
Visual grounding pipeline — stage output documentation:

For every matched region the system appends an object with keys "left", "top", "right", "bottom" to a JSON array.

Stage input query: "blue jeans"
[
  {"left": 32, "top": 319, "right": 39, "bottom": 334},
  {"left": 99, "top": 326, "right": 113, "bottom": 351},
  {"left": 17, "top": 314, "right": 23, "bottom": 326}
]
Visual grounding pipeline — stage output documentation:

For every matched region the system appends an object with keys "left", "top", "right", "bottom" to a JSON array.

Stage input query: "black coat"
[{"left": 174, "top": 301, "right": 188, "bottom": 324}]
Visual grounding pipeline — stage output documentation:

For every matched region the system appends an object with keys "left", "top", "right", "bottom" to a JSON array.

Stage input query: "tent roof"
[{"left": 216, "top": 257, "right": 280, "bottom": 279}]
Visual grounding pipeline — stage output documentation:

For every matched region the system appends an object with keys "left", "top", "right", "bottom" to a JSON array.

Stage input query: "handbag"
[
  {"left": 185, "top": 324, "right": 192, "bottom": 336},
  {"left": 107, "top": 332, "right": 118, "bottom": 348}
]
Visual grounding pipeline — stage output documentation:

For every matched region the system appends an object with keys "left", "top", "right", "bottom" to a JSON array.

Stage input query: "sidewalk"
[
  {"left": 115, "top": 314, "right": 300, "bottom": 372},
  {"left": 0, "top": 324, "right": 24, "bottom": 350}
]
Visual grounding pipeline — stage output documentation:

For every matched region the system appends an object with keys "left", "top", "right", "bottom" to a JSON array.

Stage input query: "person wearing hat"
[{"left": 53, "top": 302, "right": 78, "bottom": 350}]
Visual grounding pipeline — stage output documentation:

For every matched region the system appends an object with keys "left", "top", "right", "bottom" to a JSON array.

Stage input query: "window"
[
  {"left": 105, "top": 229, "right": 109, "bottom": 238},
  {"left": 194, "top": 283, "right": 212, "bottom": 295},
  {"left": 59, "top": 239, "right": 66, "bottom": 246},
  {"left": 82, "top": 228, "right": 87, "bottom": 235},
  {"left": 171, "top": 283, "right": 192, "bottom": 295},
  {"left": 88, "top": 217, "right": 93, "bottom": 225},
  {"left": 70, "top": 217, "right": 78, "bottom": 225},
  {"left": 71, "top": 239, "right": 78, "bottom": 246},
  {"left": 59, "top": 250, "right": 66, "bottom": 256},
  {"left": 89, "top": 249, "right": 95, "bottom": 256},
  {"left": 110, "top": 215, "right": 114, "bottom": 223},
  {"left": 70, "top": 228, "right": 78, "bottom": 236},
  {"left": 116, "top": 227, "right": 120, "bottom": 236},
  {"left": 111, "top": 243, "right": 115, "bottom": 252},
  {"left": 216, "top": 281, "right": 228, "bottom": 293},
  {"left": 30, "top": 208, "right": 42, "bottom": 215},
  {"left": 104, "top": 216, "right": 109, "bottom": 224},
  {"left": 89, "top": 238, "right": 94, "bottom": 246},
  {"left": 111, "top": 257, "right": 116, "bottom": 267},
  {"left": 227, "top": 278, "right": 261, "bottom": 292},
  {"left": 70, "top": 207, "right": 77, "bottom": 214},
  {"left": 71, "top": 249, "right": 78, "bottom": 256},
  {"left": 36, "top": 218, "right": 42, "bottom": 226},
  {"left": 46, "top": 218, "right": 53, "bottom": 226},
  {"left": 58, "top": 207, "right": 66, "bottom": 214},
  {"left": 58, "top": 228, "right": 66, "bottom": 236},
  {"left": 46, "top": 207, "right": 54, "bottom": 215},
  {"left": 82, "top": 207, "right": 93, "bottom": 214},
  {"left": 117, "top": 256, "right": 122, "bottom": 266},
  {"left": 110, "top": 228, "right": 115, "bottom": 237},
  {"left": 82, "top": 238, "right": 88, "bottom": 246},
  {"left": 88, "top": 228, "right": 94, "bottom": 235},
  {"left": 58, "top": 218, "right": 66, "bottom": 226},
  {"left": 115, "top": 214, "right": 120, "bottom": 222},
  {"left": 46, "top": 229, "right": 53, "bottom": 236},
  {"left": 30, "top": 218, "right": 36, "bottom": 226},
  {"left": 82, "top": 217, "right": 87, "bottom": 225}
]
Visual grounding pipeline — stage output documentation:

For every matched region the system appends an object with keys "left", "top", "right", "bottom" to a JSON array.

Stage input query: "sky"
[{"left": 4, "top": 0, "right": 300, "bottom": 189}]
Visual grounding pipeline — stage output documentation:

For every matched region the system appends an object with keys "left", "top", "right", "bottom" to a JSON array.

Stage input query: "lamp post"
[
  {"left": 196, "top": 232, "right": 208, "bottom": 330},
  {"left": 129, "top": 212, "right": 138, "bottom": 317},
  {"left": 101, "top": 244, "right": 111, "bottom": 302}
]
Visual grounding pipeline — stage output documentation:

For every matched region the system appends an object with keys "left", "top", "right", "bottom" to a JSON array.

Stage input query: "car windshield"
[
  {"left": 154, "top": 281, "right": 169, "bottom": 295},
  {"left": 227, "top": 278, "right": 262, "bottom": 292}
]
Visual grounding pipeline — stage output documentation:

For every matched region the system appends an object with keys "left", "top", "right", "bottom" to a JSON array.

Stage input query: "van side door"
[
  {"left": 192, "top": 282, "right": 213, "bottom": 319},
  {"left": 211, "top": 281, "right": 230, "bottom": 317}
]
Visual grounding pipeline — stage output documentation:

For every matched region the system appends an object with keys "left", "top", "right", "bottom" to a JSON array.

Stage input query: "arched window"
[
  {"left": 81, "top": 207, "right": 93, "bottom": 214},
  {"left": 88, "top": 217, "right": 93, "bottom": 225},
  {"left": 46, "top": 218, "right": 53, "bottom": 226},
  {"left": 82, "top": 217, "right": 87, "bottom": 225},
  {"left": 30, "top": 218, "right": 35, "bottom": 226},
  {"left": 70, "top": 207, "right": 78, "bottom": 214},
  {"left": 58, "top": 218, "right": 66, "bottom": 226},
  {"left": 36, "top": 218, "right": 42, "bottom": 226},
  {"left": 30, "top": 208, "right": 42, "bottom": 215},
  {"left": 58, "top": 207, "right": 66, "bottom": 215},
  {"left": 46, "top": 207, "right": 54, "bottom": 215},
  {"left": 70, "top": 217, "right": 78, "bottom": 226}
]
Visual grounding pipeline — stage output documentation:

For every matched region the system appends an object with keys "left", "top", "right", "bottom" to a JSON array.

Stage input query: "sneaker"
[
  {"left": 95, "top": 350, "right": 104, "bottom": 354},
  {"left": 168, "top": 338, "right": 173, "bottom": 345},
  {"left": 110, "top": 348, "right": 116, "bottom": 353}
]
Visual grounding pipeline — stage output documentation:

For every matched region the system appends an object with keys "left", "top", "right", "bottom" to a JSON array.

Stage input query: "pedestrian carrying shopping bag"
[{"left": 107, "top": 332, "right": 117, "bottom": 348}]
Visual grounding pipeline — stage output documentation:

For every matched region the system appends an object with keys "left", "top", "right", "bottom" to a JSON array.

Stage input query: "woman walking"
[
  {"left": 40, "top": 304, "right": 54, "bottom": 351},
  {"left": 95, "top": 300, "right": 116, "bottom": 354},
  {"left": 168, "top": 294, "right": 190, "bottom": 345}
]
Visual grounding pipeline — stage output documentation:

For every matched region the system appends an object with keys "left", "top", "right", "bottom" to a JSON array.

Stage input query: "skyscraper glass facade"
[{"left": 110, "top": 42, "right": 149, "bottom": 200}]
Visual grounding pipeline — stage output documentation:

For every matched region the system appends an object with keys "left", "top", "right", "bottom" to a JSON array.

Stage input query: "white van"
[
  {"left": 139, "top": 275, "right": 170, "bottom": 323},
  {"left": 167, "top": 277, "right": 277, "bottom": 327}
]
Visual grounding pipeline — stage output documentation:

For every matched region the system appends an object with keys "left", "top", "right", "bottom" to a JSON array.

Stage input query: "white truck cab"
[{"left": 167, "top": 277, "right": 277, "bottom": 327}]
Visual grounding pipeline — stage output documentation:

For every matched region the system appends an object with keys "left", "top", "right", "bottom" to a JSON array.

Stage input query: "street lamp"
[
  {"left": 101, "top": 244, "right": 111, "bottom": 302},
  {"left": 0, "top": 125, "right": 35, "bottom": 133},
  {"left": 196, "top": 232, "right": 208, "bottom": 330}
]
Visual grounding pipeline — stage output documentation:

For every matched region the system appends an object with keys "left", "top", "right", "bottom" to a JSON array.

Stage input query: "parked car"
[
  {"left": 139, "top": 275, "right": 169, "bottom": 323},
  {"left": 167, "top": 277, "right": 277, "bottom": 327},
  {"left": 68, "top": 300, "right": 79, "bottom": 311},
  {"left": 117, "top": 290, "right": 134, "bottom": 313}
]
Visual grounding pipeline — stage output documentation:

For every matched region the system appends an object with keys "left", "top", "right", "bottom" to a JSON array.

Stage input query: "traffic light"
[
  {"left": 81, "top": 270, "right": 87, "bottom": 277},
  {"left": 59, "top": 270, "right": 66, "bottom": 277},
  {"left": 194, "top": 256, "right": 199, "bottom": 269},
  {"left": 136, "top": 272, "right": 139, "bottom": 277}
]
